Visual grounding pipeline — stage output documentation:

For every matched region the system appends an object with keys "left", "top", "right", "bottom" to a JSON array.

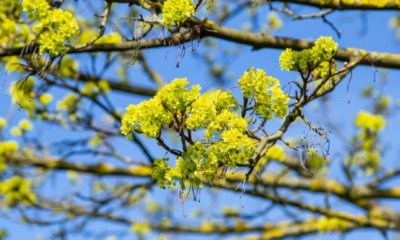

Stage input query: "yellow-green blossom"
[
  {"left": 39, "top": 93, "right": 53, "bottom": 106},
  {"left": 162, "top": 0, "right": 195, "bottom": 28},
  {"left": 186, "top": 90, "right": 237, "bottom": 129},
  {"left": 57, "top": 94, "right": 81, "bottom": 112},
  {"left": 9, "top": 77, "right": 36, "bottom": 109},
  {"left": 21, "top": 0, "right": 50, "bottom": 19},
  {"left": 22, "top": 0, "right": 79, "bottom": 55},
  {"left": 0, "top": 141, "right": 19, "bottom": 157},
  {"left": 306, "top": 148, "right": 328, "bottom": 171},
  {"left": 10, "top": 127, "right": 22, "bottom": 137},
  {"left": 19, "top": 119, "right": 32, "bottom": 131},
  {"left": 354, "top": 111, "right": 385, "bottom": 132},
  {"left": 0, "top": 118, "right": 7, "bottom": 129},
  {"left": 131, "top": 222, "right": 151, "bottom": 234},
  {"left": 265, "top": 145, "right": 285, "bottom": 161},
  {"left": 0, "top": 176, "right": 36, "bottom": 206},
  {"left": 205, "top": 110, "right": 248, "bottom": 139},
  {"left": 267, "top": 13, "right": 282, "bottom": 30},
  {"left": 151, "top": 158, "right": 174, "bottom": 188},
  {"left": 238, "top": 68, "right": 289, "bottom": 119},
  {"left": 59, "top": 56, "right": 78, "bottom": 77},
  {"left": 156, "top": 78, "right": 200, "bottom": 112},
  {"left": 0, "top": 141, "right": 19, "bottom": 172},
  {"left": 280, "top": 36, "right": 338, "bottom": 72},
  {"left": 210, "top": 128, "right": 256, "bottom": 166},
  {"left": 121, "top": 97, "right": 173, "bottom": 138}
]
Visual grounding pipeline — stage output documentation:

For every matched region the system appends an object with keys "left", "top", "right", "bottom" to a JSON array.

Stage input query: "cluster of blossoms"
[
  {"left": 162, "top": 0, "right": 195, "bottom": 29},
  {"left": 121, "top": 36, "right": 344, "bottom": 189},
  {"left": 0, "top": 140, "right": 19, "bottom": 172},
  {"left": 0, "top": 140, "right": 35, "bottom": 207},
  {"left": 0, "top": 0, "right": 28, "bottom": 48},
  {"left": 279, "top": 36, "right": 338, "bottom": 75},
  {"left": 9, "top": 77, "right": 55, "bottom": 119},
  {"left": 22, "top": 0, "right": 80, "bottom": 56},
  {"left": 354, "top": 111, "right": 385, "bottom": 132},
  {"left": 10, "top": 77, "right": 36, "bottom": 110},
  {"left": 10, "top": 119, "right": 33, "bottom": 137},
  {"left": 239, "top": 68, "right": 289, "bottom": 119},
  {"left": 348, "top": 111, "right": 386, "bottom": 174},
  {"left": 0, "top": 176, "right": 36, "bottom": 206},
  {"left": 121, "top": 69, "right": 289, "bottom": 188},
  {"left": 279, "top": 36, "right": 340, "bottom": 94}
]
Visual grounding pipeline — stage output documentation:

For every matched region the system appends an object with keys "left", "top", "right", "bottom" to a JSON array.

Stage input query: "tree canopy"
[{"left": 0, "top": 0, "right": 400, "bottom": 239}]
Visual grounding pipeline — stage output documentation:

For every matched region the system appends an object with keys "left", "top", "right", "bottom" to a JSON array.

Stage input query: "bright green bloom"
[
  {"left": 0, "top": 118, "right": 7, "bottom": 129},
  {"left": 306, "top": 148, "right": 328, "bottom": 171},
  {"left": 39, "top": 93, "right": 53, "bottom": 106},
  {"left": 186, "top": 90, "right": 237, "bottom": 129},
  {"left": 22, "top": 0, "right": 80, "bottom": 56},
  {"left": 354, "top": 111, "right": 385, "bottom": 132},
  {"left": 157, "top": 78, "right": 200, "bottom": 112},
  {"left": 205, "top": 110, "right": 248, "bottom": 139},
  {"left": 256, "top": 145, "right": 285, "bottom": 170},
  {"left": 57, "top": 94, "right": 81, "bottom": 112},
  {"left": 162, "top": 0, "right": 195, "bottom": 28},
  {"left": 21, "top": 0, "right": 50, "bottom": 19},
  {"left": 10, "top": 77, "right": 36, "bottom": 109},
  {"left": 267, "top": 13, "right": 282, "bottom": 30},
  {"left": 121, "top": 97, "right": 172, "bottom": 138},
  {"left": 265, "top": 145, "right": 285, "bottom": 161},
  {"left": 210, "top": 129, "right": 256, "bottom": 166},
  {"left": 19, "top": 119, "right": 33, "bottom": 131},
  {"left": 151, "top": 158, "right": 174, "bottom": 188},
  {"left": 0, "top": 176, "right": 36, "bottom": 206},
  {"left": 59, "top": 57, "right": 78, "bottom": 77},
  {"left": 81, "top": 81, "right": 109, "bottom": 96},
  {"left": 238, "top": 68, "right": 289, "bottom": 119},
  {"left": 10, "top": 127, "right": 22, "bottom": 137},
  {"left": 0, "top": 141, "right": 19, "bottom": 157},
  {"left": 279, "top": 36, "right": 338, "bottom": 72}
]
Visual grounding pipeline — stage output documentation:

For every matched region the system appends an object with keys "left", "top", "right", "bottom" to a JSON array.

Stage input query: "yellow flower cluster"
[
  {"left": 306, "top": 148, "right": 328, "bottom": 172},
  {"left": 121, "top": 78, "right": 200, "bottom": 138},
  {"left": 56, "top": 94, "right": 82, "bottom": 121},
  {"left": 280, "top": 36, "right": 338, "bottom": 73},
  {"left": 238, "top": 68, "right": 289, "bottom": 119},
  {"left": 10, "top": 119, "right": 33, "bottom": 137},
  {"left": 186, "top": 90, "right": 237, "bottom": 130},
  {"left": 347, "top": 111, "right": 386, "bottom": 174},
  {"left": 123, "top": 72, "right": 288, "bottom": 189},
  {"left": 122, "top": 97, "right": 173, "bottom": 138},
  {"left": 0, "top": 0, "right": 31, "bottom": 48},
  {"left": 354, "top": 111, "right": 385, "bottom": 133},
  {"left": 22, "top": 0, "right": 80, "bottom": 55},
  {"left": 9, "top": 77, "right": 36, "bottom": 110},
  {"left": 81, "top": 81, "right": 110, "bottom": 96},
  {"left": 0, "top": 118, "right": 7, "bottom": 129},
  {"left": 265, "top": 145, "right": 285, "bottom": 161},
  {"left": 0, "top": 141, "right": 19, "bottom": 157},
  {"left": 0, "top": 176, "right": 36, "bottom": 206},
  {"left": 266, "top": 13, "right": 282, "bottom": 30},
  {"left": 205, "top": 110, "right": 248, "bottom": 139},
  {"left": 162, "top": 0, "right": 195, "bottom": 28},
  {"left": 39, "top": 93, "right": 53, "bottom": 106},
  {"left": 0, "top": 140, "right": 19, "bottom": 172}
]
